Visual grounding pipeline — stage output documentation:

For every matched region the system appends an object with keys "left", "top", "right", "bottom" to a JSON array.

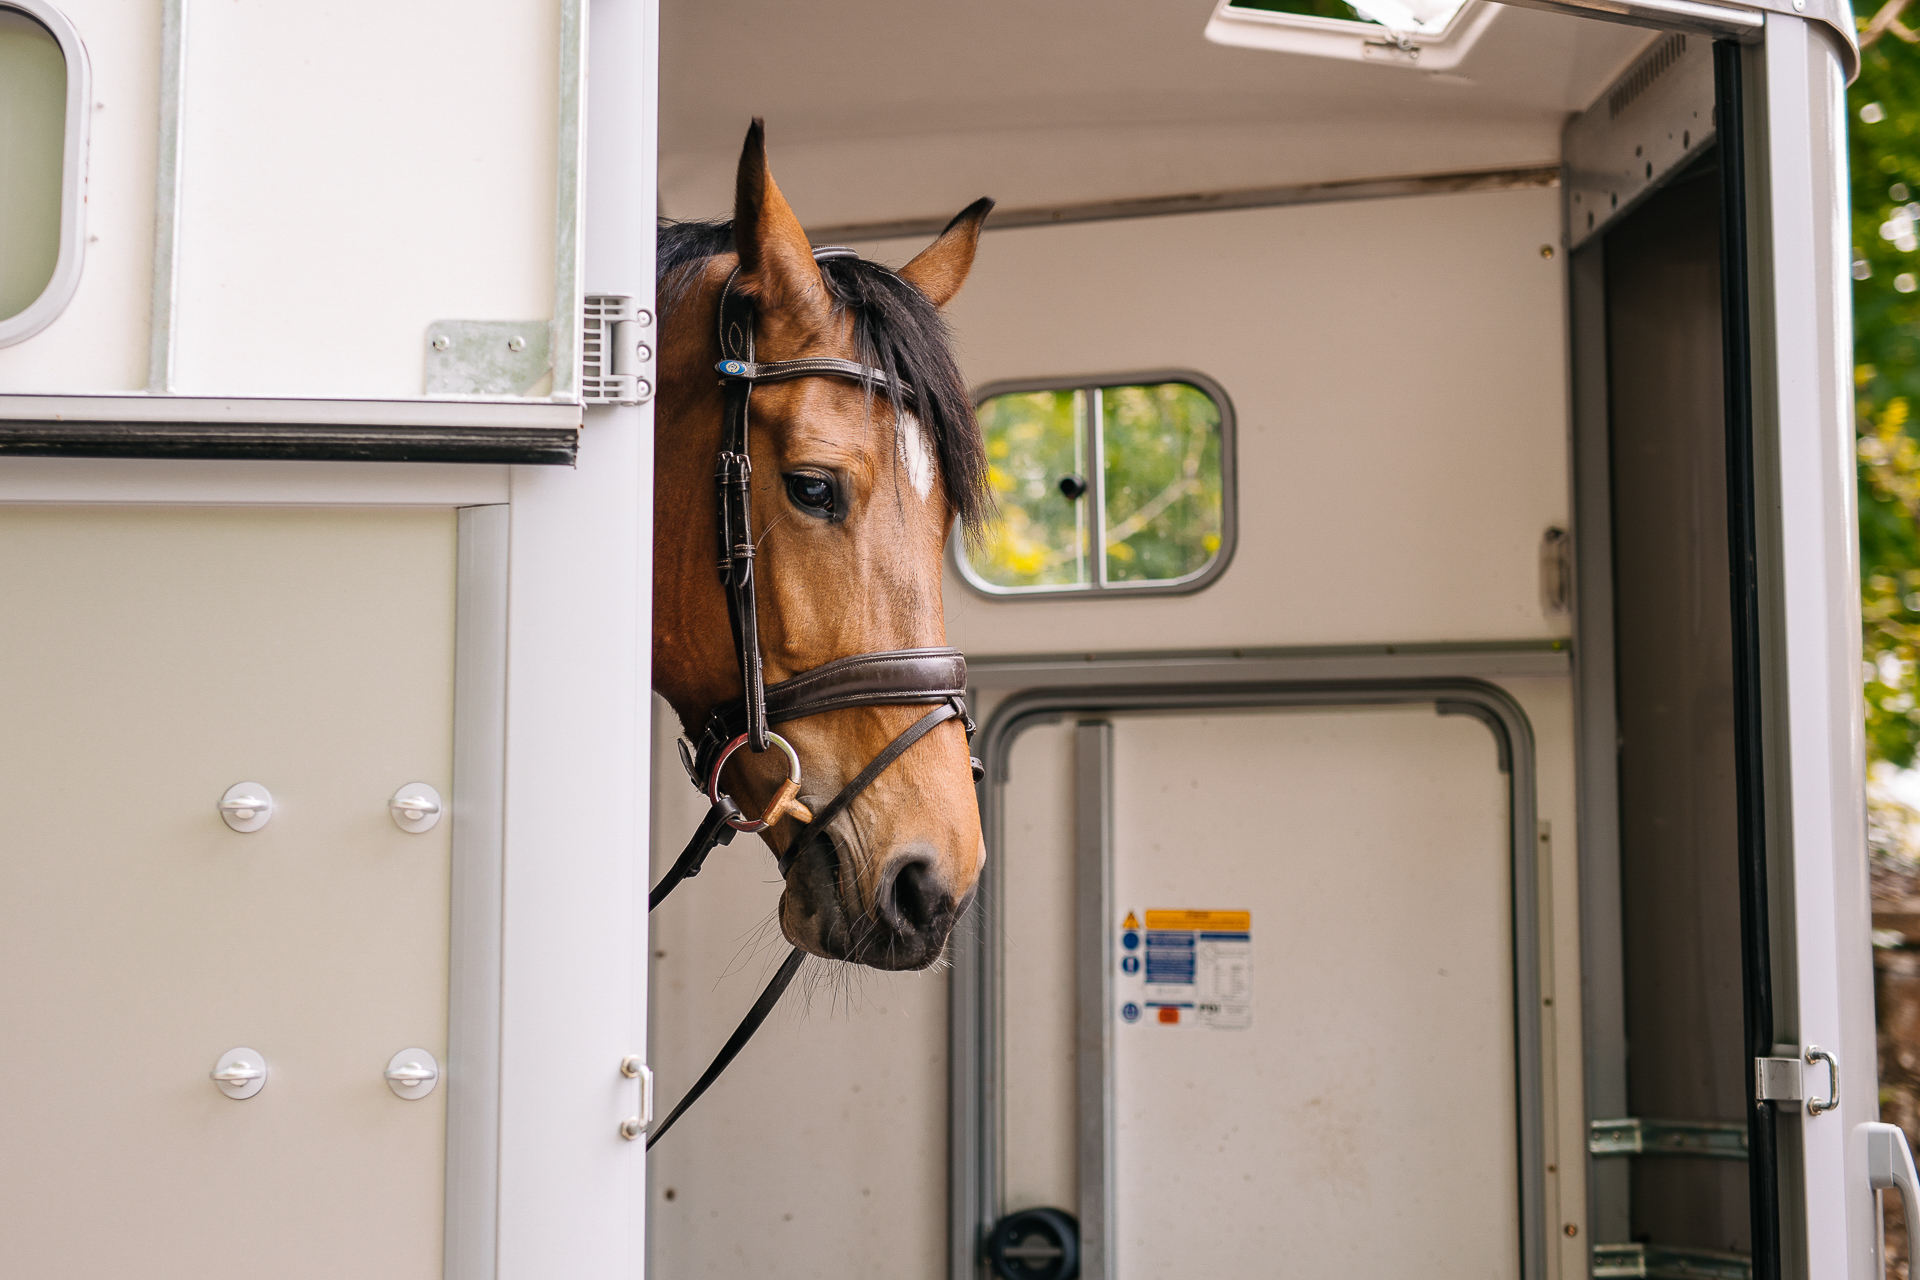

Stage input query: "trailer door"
[
  {"left": 1566, "top": 14, "right": 1872, "bottom": 1280},
  {"left": 960, "top": 683, "right": 1546, "bottom": 1280}
]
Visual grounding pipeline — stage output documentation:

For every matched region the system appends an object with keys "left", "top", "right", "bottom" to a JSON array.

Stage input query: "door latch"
[
  {"left": 1754, "top": 1046, "right": 1838, "bottom": 1115},
  {"left": 619, "top": 1055, "right": 653, "bottom": 1140},
  {"left": 1754, "top": 1054, "right": 1801, "bottom": 1106}
]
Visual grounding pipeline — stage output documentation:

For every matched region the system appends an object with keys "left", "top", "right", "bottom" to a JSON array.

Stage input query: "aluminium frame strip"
[{"left": 950, "top": 671, "right": 1545, "bottom": 1280}]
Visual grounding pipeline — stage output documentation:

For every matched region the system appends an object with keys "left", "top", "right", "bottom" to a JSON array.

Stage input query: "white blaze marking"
[{"left": 899, "top": 411, "right": 936, "bottom": 500}]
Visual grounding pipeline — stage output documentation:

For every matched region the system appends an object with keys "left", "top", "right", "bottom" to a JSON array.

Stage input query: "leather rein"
[{"left": 645, "top": 246, "right": 979, "bottom": 1147}]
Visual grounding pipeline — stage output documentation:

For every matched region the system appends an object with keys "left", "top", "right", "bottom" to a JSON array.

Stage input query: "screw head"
[
  {"left": 1539, "top": 244, "right": 1554, "bottom": 259},
  {"left": 431, "top": 335, "right": 451, "bottom": 351},
  {"left": 507, "top": 335, "right": 526, "bottom": 353}
]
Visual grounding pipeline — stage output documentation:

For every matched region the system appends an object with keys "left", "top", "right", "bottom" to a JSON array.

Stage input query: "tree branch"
[{"left": 1862, "top": 0, "right": 1916, "bottom": 48}]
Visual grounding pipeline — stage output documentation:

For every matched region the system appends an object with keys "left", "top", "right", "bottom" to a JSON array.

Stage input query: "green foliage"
[
  {"left": 974, "top": 390, "right": 1088, "bottom": 587},
  {"left": 968, "top": 383, "right": 1225, "bottom": 591},
  {"left": 1102, "top": 384, "right": 1224, "bottom": 583},
  {"left": 1853, "top": 26, "right": 1920, "bottom": 768},
  {"left": 1228, "top": 0, "right": 1380, "bottom": 22}
]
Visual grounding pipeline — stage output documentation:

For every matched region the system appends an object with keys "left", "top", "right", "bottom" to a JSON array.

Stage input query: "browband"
[
  {"left": 683, "top": 647, "right": 969, "bottom": 787},
  {"left": 716, "top": 355, "right": 912, "bottom": 397}
]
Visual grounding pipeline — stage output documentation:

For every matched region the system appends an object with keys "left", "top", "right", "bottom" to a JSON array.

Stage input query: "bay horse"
[{"left": 652, "top": 120, "right": 991, "bottom": 973}]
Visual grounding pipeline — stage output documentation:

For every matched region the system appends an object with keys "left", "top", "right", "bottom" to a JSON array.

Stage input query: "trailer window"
[
  {"left": 1203, "top": 0, "right": 1490, "bottom": 70},
  {"left": 0, "top": 1, "right": 85, "bottom": 346},
  {"left": 962, "top": 374, "right": 1235, "bottom": 597}
]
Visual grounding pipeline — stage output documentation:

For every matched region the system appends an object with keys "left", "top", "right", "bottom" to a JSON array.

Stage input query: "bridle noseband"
[{"left": 645, "top": 246, "right": 980, "bottom": 1147}]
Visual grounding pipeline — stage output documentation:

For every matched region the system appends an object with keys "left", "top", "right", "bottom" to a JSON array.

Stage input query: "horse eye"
[{"left": 785, "top": 472, "right": 835, "bottom": 514}]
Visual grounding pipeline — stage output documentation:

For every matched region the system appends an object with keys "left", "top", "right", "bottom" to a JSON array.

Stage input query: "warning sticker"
[{"left": 1116, "top": 908, "right": 1251, "bottom": 1029}]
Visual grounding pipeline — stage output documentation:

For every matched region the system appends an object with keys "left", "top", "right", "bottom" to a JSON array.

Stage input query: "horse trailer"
[{"left": 0, "top": 2, "right": 1883, "bottom": 1280}]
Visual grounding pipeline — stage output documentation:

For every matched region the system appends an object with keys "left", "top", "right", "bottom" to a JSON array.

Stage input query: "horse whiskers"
[
  {"left": 752, "top": 510, "right": 792, "bottom": 549},
  {"left": 716, "top": 908, "right": 787, "bottom": 987}
]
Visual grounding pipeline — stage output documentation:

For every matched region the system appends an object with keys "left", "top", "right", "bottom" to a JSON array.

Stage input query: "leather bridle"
[{"left": 645, "top": 246, "right": 980, "bottom": 1147}]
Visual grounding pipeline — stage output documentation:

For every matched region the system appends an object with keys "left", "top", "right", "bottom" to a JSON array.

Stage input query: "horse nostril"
[{"left": 882, "top": 856, "right": 949, "bottom": 936}]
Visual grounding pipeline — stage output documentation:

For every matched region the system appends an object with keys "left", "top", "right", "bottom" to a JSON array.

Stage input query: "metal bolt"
[
  {"left": 636, "top": 309, "right": 654, "bottom": 327},
  {"left": 431, "top": 335, "right": 451, "bottom": 351},
  {"left": 508, "top": 335, "right": 526, "bottom": 353},
  {"left": 1539, "top": 245, "right": 1554, "bottom": 260},
  {"left": 1564, "top": 1223, "right": 1580, "bottom": 1238},
  {"left": 634, "top": 343, "right": 652, "bottom": 364}
]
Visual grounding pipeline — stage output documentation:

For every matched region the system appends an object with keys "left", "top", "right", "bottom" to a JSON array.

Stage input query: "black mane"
[{"left": 657, "top": 218, "right": 988, "bottom": 533}]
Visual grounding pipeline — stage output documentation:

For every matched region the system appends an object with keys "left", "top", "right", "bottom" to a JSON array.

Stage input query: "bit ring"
[{"left": 706, "top": 732, "right": 811, "bottom": 832}]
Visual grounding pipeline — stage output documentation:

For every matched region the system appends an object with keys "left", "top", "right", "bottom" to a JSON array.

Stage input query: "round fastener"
[
  {"left": 383, "top": 1047, "right": 440, "bottom": 1100},
  {"left": 211, "top": 1047, "right": 269, "bottom": 1100},
  {"left": 389, "top": 782, "right": 444, "bottom": 833},
  {"left": 218, "top": 782, "right": 274, "bottom": 833},
  {"left": 431, "top": 334, "right": 451, "bottom": 351},
  {"left": 507, "top": 335, "right": 526, "bottom": 352}
]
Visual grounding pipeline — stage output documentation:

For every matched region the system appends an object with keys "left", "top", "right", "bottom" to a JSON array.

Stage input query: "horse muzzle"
[{"left": 780, "top": 831, "right": 969, "bottom": 971}]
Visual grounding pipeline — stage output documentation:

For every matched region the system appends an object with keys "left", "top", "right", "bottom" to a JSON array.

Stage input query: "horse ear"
[
  {"left": 898, "top": 197, "right": 994, "bottom": 309},
  {"left": 732, "top": 118, "right": 828, "bottom": 321}
]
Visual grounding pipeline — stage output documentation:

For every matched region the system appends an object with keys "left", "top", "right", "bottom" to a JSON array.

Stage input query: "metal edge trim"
[
  {"left": 1496, "top": 0, "right": 1762, "bottom": 39},
  {"left": 0, "top": 421, "right": 579, "bottom": 465},
  {"left": 446, "top": 504, "right": 509, "bottom": 1280},
  {"left": 147, "top": 0, "right": 186, "bottom": 390},
  {"left": 963, "top": 641, "right": 1572, "bottom": 688},
  {"left": 550, "top": 0, "right": 586, "bottom": 400},
  {"left": 0, "top": 394, "right": 585, "bottom": 427},
  {"left": 954, "top": 674, "right": 1547, "bottom": 1280},
  {"left": 816, "top": 165, "right": 1560, "bottom": 244}
]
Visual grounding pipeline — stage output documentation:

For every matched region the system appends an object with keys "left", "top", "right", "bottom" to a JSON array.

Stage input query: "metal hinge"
[
  {"left": 582, "top": 295, "right": 655, "bottom": 406},
  {"left": 1589, "top": 1118, "right": 1747, "bottom": 1159}
]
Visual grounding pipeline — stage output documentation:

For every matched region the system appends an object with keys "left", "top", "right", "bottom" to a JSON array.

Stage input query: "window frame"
[
  {"left": 955, "top": 369, "right": 1238, "bottom": 601},
  {"left": 0, "top": 0, "right": 89, "bottom": 349},
  {"left": 1201, "top": 0, "right": 1498, "bottom": 71}
]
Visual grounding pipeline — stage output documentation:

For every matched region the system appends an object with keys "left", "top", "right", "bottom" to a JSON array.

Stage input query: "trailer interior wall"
[{"left": 646, "top": 178, "right": 1589, "bottom": 1275}]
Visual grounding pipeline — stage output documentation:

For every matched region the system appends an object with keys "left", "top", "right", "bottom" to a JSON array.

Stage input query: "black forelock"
[{"left": 657, "top": 218, "right": 989, "bottom": 533}]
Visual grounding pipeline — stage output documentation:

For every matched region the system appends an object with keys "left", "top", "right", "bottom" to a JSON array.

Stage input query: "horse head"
[{"left": 653, "top": 120, "right": 991, "bottom": 972}]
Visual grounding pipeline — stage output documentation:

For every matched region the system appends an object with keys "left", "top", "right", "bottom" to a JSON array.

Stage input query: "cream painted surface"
[
  {"left": 991, "top": 679, "right": 1586, "bottom": 1278},
  {"left": 1000, "top": 722, "right": 1080, "bottom": 1215},
  {"left": 1104, "top": 707, "right": 1516, "bottom": 1277},
  {"left": 659, "top": 0, "right": 1651, "bottom": 227},
  {"left": 0, "top": 505, "right": 456, "bottom": 1277},
  {"left": 645, "top": 697, "right": 948, "bottom": 1279},
  {"left": 171, "top": 0, "right": 560, "bottom": 398},
  {"left": 0, "top": 0, "right": 160, "bottom": 391},
  {"left": 863, "top": 187, "right": 1571, "bottom": 654}
]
